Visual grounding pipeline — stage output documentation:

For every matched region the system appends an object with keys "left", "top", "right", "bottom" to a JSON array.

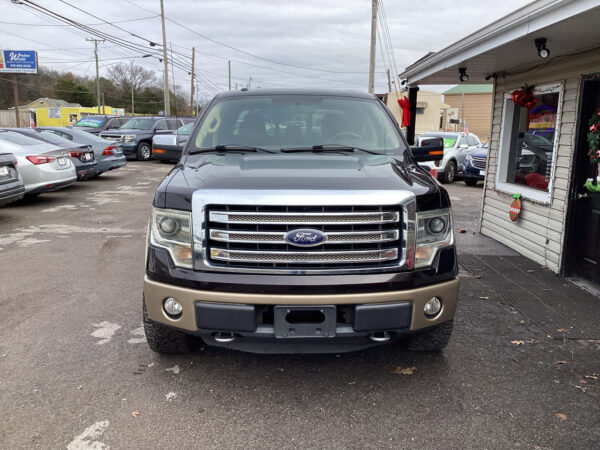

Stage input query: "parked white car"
[
  {"left": 0, "top": 131, "right": 77, "bottom": 196},
  {"left": 416, "top": 132, "right": 482, "bottom": 183}
]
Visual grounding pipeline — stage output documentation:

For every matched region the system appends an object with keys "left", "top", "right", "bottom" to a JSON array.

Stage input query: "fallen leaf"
[
  {"left": 547, "top": 335, "right": 552, "bottom": 339},
  {"left": 585, "top": 374, "right": 598, "bottom": 380},
  {"left": 519, "top": 320, "right": 525, "bottom": 324},
  {"left": 555, "top": 413, "right": 567, "bottom": 421},
  {"left": 76, "top": 385, "right": 83, "bottom": 390},
  {"left": 392, "top": 366, "right": 416, "bottom": 375},
  {"left": 578, "top": 379, "right": 588, "bottom": 384},
  {"left": 575, "top": 385, "right": 588, "bottom": 392},
  {"left": 131, "top": 410, "right": 140, "bottom": 417},
  {"left": 557, "top": 328, "right": 570, "bottom": 333},
  {"left": 510, "top": 340, "right": 525, "bottom": 345},
  {"left": 478, "top": 296, "right": 489, "bottom": 300},
  {"left": 556, "top": 360, "right": 567, "bottom": 365}
]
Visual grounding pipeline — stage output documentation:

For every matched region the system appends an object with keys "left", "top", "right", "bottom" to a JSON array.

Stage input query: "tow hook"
[
  {"left": 368, "top": 331, "right": 391, "bottom": 342},
  {"left": 213, "top": 332, "right": 237, "bottom": 343}
]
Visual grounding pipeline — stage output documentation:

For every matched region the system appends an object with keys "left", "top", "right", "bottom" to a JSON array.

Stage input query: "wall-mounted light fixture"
[
  {"left": 485, "top": 73, "right": 497, "bottom": 81},
  {"left": 458, "top": 67, "right": 469, "bottom": 82},
  {"left": 535, "top": 38, "right": 550, "bottom": 58}
]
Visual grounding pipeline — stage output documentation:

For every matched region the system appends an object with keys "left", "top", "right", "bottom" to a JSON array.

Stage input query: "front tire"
[
  {"left": 464, "top": 178, "right": 478, "bottom": 186},
  {"left": 407, "top": 320, "right": 453, "bottom": 352},
  {"left": 143, "top": 297, "right": 195, "bottom": 354},
  {"left": 440, "top": 161, "right": 456, "bottom": 184},
  {"left": 137, "top": 142, "right": 152, "bottom": 161}
]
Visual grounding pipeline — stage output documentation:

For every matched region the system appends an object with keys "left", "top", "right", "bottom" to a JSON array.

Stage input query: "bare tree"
[{"left": 107, "top": 61, "right": 155, "bottom": 94}]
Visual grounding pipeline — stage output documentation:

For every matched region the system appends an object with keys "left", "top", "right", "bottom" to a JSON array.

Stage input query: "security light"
[
  {"left": 458, "top": 67, "right": 469, "bottom": 82},
  {"left": 535, "top": 38, "right": 550, "bottom": 58}
]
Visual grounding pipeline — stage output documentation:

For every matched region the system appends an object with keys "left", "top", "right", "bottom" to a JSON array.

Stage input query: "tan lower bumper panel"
[{"left": 144, "top": 276, "right": 459, "bottom": 333}]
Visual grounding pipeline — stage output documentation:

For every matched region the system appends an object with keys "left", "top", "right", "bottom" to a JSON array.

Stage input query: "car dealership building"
[{"left": 400, "top": 0, "right": 600, "bottom": 286}]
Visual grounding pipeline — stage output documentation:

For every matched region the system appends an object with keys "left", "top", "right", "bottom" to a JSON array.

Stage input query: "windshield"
[
  {"left": 74, "top": 117, "right": 105, "bottom": 128},
  {"left": 190, "top": 95, "right": 404, "bottom": 153},
  {"left": 120, "top": 118, "right": 155, "bottom": 130},
  {"left": 0, "top": 131, "right": 44, "bottom": 145},
  {"left": 176, "top": 123, "right": 194, "bottom": 135}
]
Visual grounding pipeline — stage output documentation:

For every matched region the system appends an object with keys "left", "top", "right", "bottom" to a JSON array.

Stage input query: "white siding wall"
[{"left": 481, "top": 50, "right": 600, "bottom": 272}]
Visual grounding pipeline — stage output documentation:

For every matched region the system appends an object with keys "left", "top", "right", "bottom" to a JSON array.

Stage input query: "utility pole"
[
  {"left": 228, "top": 60, "right": 231, "bottom": 91},
  {"left": 189, "top": 47, "right": 195, "bottom": 115},
  {"left": 160, "top": 0, "right": 170, "bottom": 115},
  {"left": 386, "top": 69, "right": 391, "bottom": 93},
  {"left": 368, "top": 0, "right": 378, "bottom": 94},
  {"left": 87, "top": 38, "right": 104, "bottom": 113},
  {"left": 12, "top": 74, "right": 20, "bottom": 128}
]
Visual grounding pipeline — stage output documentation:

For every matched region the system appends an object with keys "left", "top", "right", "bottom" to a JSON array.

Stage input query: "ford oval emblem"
[{"left": 285, "top": 229, "right": 327, "bottom": 247}]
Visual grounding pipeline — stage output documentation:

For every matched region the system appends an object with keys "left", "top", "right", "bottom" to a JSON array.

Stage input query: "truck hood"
[{"left": 157, "top": 153, "right": 448, "bottom": 212}]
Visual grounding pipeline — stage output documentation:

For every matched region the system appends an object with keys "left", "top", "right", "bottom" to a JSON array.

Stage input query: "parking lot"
[{"left": 1, "top": 162, "right": 599, "bottom": 449}]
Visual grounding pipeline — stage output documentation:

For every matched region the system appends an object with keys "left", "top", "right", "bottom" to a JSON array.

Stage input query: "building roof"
[
  {"left": 20, "top": 98, "right": 81, "bottom": 109},
  {"left": 399, "top": 0, "right": 600, "bottom": 85},
  {"left": 443, "top": 85, "right": 493, "bottom": 95}
]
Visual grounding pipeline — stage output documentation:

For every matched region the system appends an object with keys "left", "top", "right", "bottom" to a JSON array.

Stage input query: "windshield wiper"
[
  {"left": 280, "top": 144, "right": 379, "bottom": 155},
  {"left": 189, "top": 144, "right": 275, "bottom": 155}
]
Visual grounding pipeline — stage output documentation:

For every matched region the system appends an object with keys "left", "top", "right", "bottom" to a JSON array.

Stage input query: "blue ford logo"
[{"left": 285, "top": 229, "right": 327, "bottom": 247}]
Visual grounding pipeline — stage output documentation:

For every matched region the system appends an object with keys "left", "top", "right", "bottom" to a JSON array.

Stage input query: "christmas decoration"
[
  {"left": 585, "top": 108, "right": 600, "bottom": 192},
  {"left": 509, "top": 194, "right": 522, "bottom": 222},
  {"left": 510, "top": 84, "right": 538, "bottom": 109},
  {"left": 397, "top": 96, "right": 411, "bottom": 128}
]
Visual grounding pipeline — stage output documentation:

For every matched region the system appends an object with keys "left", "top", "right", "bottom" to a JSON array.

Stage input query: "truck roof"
[{"left": 215, "top": 88, "right": 377, "bottom": 100}]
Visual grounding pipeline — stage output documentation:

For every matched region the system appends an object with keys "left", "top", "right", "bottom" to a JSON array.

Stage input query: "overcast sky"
[{"left": 3, "top": 0, "right": 531, "bottom": 101}]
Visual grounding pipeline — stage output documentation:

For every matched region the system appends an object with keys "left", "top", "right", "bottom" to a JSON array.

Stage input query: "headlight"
[
  {"left": 465, "top": 154, "right": 473, "bottom": 162},
  {"left": 123, "top": 134, "right": 136, "bottom": 142},
  {"left": 415, "top": 208, "right": 453, "bottom": 268},
  {"left": 150, "top": 207, "right": 193, "bottom": 268}
]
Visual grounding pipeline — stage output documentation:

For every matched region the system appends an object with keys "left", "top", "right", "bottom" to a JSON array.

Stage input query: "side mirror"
[{"left": 410, "top": 137, "right": 444, "bottom": 162}]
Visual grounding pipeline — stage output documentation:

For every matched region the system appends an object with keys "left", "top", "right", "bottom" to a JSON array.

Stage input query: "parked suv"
[
  {"left": 416, "top": 131, "right": 481, "bottom": 183},
  {"left": 100, "top": 117, "right": 187, "bottom": 161},
  {"left": 143, "top": 89, "right": 459, "bottom": 355},
  {"left": 72, "top": 115, "right": 131, "bottom": 135}
]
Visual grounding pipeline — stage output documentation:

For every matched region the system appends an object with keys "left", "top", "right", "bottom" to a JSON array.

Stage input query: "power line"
[{"left": 0, "top": 14, "right": 159, "bottom": 26}]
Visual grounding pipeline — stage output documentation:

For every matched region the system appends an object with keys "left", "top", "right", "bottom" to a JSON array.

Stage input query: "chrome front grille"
[
  {"left": 205, "top": 205, "right": 403, "bottom": 271},
  {"left": 471, "top": 156, "right": 486, "bottom": 170}
]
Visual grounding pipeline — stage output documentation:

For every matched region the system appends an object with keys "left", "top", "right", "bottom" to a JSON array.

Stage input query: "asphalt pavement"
[{"left": 1, "top": 163, "right": 598, "bottom": 449}]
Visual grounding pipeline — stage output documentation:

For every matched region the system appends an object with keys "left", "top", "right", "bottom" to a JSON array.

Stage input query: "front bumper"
[
  {"left": 144, "top": 276, "right": 459, "bottom": 352},
  {"left": 463, "top": 163, "right": 485, "bottom": 179}
]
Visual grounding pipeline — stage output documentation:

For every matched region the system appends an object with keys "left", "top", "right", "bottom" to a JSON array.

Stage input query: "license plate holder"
[{"left": 274, "top": 305, "right": 336, "bottom": 338}]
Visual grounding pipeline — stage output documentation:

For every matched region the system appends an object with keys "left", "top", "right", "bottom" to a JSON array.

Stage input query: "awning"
[{"left": 399, "top": 0, "right": 600, "bottom": 85}]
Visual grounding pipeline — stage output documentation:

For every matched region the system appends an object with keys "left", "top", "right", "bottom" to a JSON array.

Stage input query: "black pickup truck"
[{"left": 143, "top": 89, "right": 458, "bottom": 355}]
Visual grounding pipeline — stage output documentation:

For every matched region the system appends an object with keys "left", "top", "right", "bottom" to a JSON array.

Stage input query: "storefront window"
[{"left": 497, "top": 84, "right": 562, "bottom": 203}]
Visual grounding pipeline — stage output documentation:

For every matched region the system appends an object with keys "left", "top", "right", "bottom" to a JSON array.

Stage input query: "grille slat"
[
  {"left": 205, "top": 205, "right": 403, "bottom": 271},
  {"left": 471, "top": 156, "right": 486, "bottom": 170}
]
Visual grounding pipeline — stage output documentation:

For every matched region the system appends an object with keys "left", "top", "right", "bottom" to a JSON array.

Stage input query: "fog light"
[
  {"left": 163, "top": 297, "right": 182, "bottom": 318},
  {"left": 424, "top": 297, "right": 442, "bottom": 317}
]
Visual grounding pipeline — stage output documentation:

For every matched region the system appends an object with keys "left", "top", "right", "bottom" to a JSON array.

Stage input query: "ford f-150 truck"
[{"left": 143, "top": 89, "right": 458, "bottom": 354}]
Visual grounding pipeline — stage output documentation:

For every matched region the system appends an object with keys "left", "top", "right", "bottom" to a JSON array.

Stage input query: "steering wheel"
[{"left": 326, "top": 131, "right": 366, "bottom": 145}]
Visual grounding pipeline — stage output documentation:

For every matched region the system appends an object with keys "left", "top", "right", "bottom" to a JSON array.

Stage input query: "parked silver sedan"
[{"left": 0, "top": 131, "right": 76, "bottom": 196}]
